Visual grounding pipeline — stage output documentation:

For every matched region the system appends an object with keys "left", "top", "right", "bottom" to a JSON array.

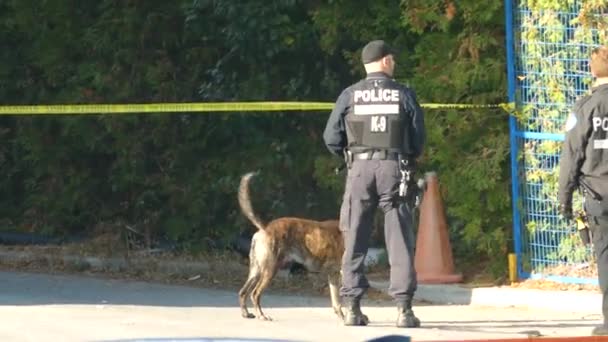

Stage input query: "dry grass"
[
  {"left": 510, "top": 263, "right": 600, "bottom": 292},
  {"left": 510, "top": 278, "right": 599, "bottom": 292}
]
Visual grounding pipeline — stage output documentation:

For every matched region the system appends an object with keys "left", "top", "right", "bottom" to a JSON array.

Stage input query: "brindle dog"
[{"left": 237, "top": 171, "right": 347, "bottom": 322}]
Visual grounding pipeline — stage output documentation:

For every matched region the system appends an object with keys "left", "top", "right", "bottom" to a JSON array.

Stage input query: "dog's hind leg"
[
  {"left": 239, "top": 232, "right": 265, "bottom": 319},
  {"left": 238, "top": 268, "right": 260, "bottom": 319},
  {"left": 328, "top": 272, "right": 344, "bottom": 321},
  {"left": 251, "top": 263, "right": 278, "bottom": 321}
]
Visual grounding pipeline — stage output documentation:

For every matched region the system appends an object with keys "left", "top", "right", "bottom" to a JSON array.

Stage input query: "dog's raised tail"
[{"left": 238, "top": 171, "right": 266, "bottom": 231}]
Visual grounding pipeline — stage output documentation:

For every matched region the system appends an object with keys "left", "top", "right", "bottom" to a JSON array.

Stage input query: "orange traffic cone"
[{"left": 414, "top": 172, "right": 463, "bottom": 284}]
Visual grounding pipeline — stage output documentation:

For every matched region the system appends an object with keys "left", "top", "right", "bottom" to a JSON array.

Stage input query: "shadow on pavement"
[
  {"left": 97, "top": 338, "right": 305, "bottom": 342},
  {"left": 97, "top": 336, "right": 413, "bottom": 342},
  {"left": 368, "top": 319, "right": 599, "bottom": 336},
  {"left": 0, "top": 270, "right": 405, "bottom": 308}
]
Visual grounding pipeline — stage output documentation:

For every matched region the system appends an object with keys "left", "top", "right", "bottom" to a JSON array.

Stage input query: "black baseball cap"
[{"left": 361, "top": 40, "right": 395, "bottom": 64}]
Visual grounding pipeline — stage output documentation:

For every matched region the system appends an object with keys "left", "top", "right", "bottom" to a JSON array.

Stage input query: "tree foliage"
[{"left": 0, "top": 0, "right": 513, "bottom": 274}]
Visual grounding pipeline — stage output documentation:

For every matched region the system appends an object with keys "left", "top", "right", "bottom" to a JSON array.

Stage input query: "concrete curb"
[{"left": 369, "top": 280, "right": 602, "bottom": 314}]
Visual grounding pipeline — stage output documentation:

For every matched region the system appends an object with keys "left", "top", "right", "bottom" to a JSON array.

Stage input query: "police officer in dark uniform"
[
  {"left": 558, "top": 45, "right": 608, "bottom": 336},
  {"left": 323, "top": 40, "right": 425, "bottom": 327}
]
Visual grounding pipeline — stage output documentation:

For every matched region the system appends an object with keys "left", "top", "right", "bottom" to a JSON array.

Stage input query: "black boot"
[
  {"left": 343, "top": 297, "right": 369, "bottom": 326},
  {"left": 396, "top": 301, "right": 420, "bottom": 328},
  {"left": 593, "top": 325, "right": 608, "bottom": 336}
]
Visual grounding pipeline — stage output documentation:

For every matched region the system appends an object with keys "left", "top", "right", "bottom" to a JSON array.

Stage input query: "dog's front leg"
[{"left": 328, "top": 273, "right": 344, "bottom": 320}]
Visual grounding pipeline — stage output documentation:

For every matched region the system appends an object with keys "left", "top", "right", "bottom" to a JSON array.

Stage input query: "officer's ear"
[{"left": 381, "top": 55, "right": 393, "bottom": 67}]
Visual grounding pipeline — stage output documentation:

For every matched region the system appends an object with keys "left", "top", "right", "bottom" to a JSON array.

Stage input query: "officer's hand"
[{"left": 559, "top": 202, "right": 573, "bottom": 220}]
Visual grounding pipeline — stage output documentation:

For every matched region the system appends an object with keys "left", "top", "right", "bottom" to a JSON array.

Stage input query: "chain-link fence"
[{"left": 505, "top": 0, "right": 605, "bottom": 285}]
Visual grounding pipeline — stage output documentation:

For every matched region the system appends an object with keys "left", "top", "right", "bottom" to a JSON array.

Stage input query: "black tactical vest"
[
  {"left": 578, "top": 85, "right": 608, "bottom": 216},
  {"left": 585, "top": 108, "right": 608, "bottom": 215},
  {"left": 344, "top": 77, "right": 409, "bottom": 154}
]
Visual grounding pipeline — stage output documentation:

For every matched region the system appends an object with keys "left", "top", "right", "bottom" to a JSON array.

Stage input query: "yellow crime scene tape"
[{"left": 0, "top": 101, "right": 515, "bottom": 115}]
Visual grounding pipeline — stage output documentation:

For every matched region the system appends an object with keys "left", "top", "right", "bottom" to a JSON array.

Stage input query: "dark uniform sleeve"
[
  {"left": 558, "top": 100, "right": 593, "bottom": 208},
  {"left": 402, "top": 88, "right": 426, "bottom": 158},
  {"left": 323, "top": 89, "right": 351, "bottom": 157}
]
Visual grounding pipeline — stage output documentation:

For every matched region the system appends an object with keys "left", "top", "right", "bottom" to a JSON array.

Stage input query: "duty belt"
[{"left": 353, "top": 150, "right": 399, "bottom": 160}]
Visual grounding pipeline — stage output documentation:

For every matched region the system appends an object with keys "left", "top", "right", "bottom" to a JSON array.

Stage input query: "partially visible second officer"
[
  {"left": 558, "top": 45, "right": 608, "bottom": 336},
  {"left": 323, "top": 40, "right": 426, "bottom": 327}
]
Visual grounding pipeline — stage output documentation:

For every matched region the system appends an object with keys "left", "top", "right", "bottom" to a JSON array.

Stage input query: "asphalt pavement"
[{"left": 0, "top": 270, "right": 602, "bottom": 342}]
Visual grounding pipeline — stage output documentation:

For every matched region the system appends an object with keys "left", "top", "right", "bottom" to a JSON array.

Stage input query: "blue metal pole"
[{"left": 504, "top": 0, "right": 524, "bottom": 280}]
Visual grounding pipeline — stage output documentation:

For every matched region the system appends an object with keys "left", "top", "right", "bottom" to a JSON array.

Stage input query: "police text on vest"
[
  {"left": 354, "top": 89, "right": 400, "bottom": 103},
  {"left": 593, "top": 117, "right": 608, "bottom": 131}
]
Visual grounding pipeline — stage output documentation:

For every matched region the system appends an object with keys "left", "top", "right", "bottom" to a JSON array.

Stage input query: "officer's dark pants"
[
  {"left": 339, "top": 158, "right": 417, "bottom": 303},
  {"left": 590, "top": 216, "right": 608, "bottom": 326}
]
